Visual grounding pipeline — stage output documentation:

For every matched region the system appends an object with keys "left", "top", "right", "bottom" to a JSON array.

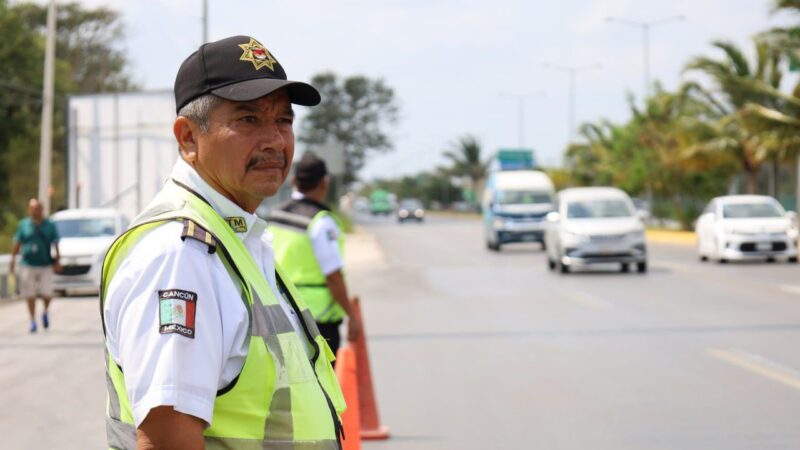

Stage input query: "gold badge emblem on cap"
[{"left": 238, "top": 38, "right": 277, "bottom": 71}]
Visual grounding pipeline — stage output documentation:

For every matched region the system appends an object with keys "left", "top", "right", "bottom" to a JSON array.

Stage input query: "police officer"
[
  {"left": 269, "top": 154, "right": 362, "bottom": 359},
  {"left": 101, "top": 36, "right": 345, "bottom": 449}
]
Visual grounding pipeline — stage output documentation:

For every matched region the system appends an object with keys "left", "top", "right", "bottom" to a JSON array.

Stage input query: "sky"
[{"left": 25, "top": 0, "right": 799, "bottom": 180}]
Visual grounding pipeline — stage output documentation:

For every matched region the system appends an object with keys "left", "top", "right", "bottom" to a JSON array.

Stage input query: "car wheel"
[
  {"left": 559, "top": 260, "right": 570, "bottom": 274},
  {"left": 789, "top": 256, "right": 798, "bottom": 264},
  {"left": 620, "top": 263, "right": 630, "bottom": 273},
  {"left": 548, "top": 258, "right": 556, "bottom": 271},
  {"left": 700, "top": 255, "right": 708, "bottom": 262},
  {"left": 766, "top": 257, "right": 776, "bottom": 263},
  {"left": 719, "top": 258, "right": 728, "bottom": 264},
  {"left": 637, "top": 262, "right": 648, "bottom": 273}
]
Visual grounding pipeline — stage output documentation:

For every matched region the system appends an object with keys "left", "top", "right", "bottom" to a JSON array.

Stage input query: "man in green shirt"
[{"left": 10, "top": 199, "right": 61, "bottom": 333}]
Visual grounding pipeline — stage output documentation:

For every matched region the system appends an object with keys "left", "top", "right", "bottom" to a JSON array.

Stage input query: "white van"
[{"left": 482, "top": 170, "right": 555, "bottom": 251}]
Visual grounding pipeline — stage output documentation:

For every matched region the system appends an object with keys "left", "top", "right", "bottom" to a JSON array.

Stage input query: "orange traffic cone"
[
  {"left": 351, "top": 296, "right": 390, "bottom": 440},
  {"left": 335, "top": 346, "right": 361, "bottom": 450}
]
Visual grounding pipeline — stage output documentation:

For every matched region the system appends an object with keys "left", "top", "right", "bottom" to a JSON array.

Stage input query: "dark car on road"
[{"left": 397, "top": 198, "right": 425, "bottom": 223}]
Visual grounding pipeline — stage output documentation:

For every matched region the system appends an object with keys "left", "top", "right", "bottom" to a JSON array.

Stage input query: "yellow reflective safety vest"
[
  {"left": 269, "top": 199, "right": 346, "bottom": 324},
  {"left": 100, "top": 180, "right": 346, "bottom": 450}
]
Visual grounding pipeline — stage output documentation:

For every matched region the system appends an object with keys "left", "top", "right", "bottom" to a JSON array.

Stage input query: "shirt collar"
[{"left": 170, "top": 158, "right": 264, "bottom": 239}]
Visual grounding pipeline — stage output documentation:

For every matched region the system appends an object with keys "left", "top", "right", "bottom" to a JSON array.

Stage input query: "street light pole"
[
  {"left": 38, "top": 0, "right": 57, "bottom": 214},
  {"left": 498, "top": 92, "right": 544, "bottom": 148},
  {"left": 543, "top": 63, "right": 601, "bottom": 141},
  {"left": 606, "top": 15, "right": 685, "bottom": 98},
  {"left": 202, "top": 0, "right": 209, "bottom": 43}
]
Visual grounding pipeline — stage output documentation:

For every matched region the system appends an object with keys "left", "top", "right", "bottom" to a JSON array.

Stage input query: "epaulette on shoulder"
[{"left": 180, "top": 219, "right": 218, "bottom": 254}]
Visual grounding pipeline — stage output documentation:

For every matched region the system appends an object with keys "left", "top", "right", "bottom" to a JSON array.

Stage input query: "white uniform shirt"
[
  {"left": 291, "top": 192, "right": 344, "bottom": 276},
  {"left": 104, "top": 159, "right": 308, "bottom": 428}
]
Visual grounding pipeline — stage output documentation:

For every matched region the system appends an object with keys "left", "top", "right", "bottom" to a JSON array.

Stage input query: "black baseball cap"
[
  {"left": 174, "top": 35, "right": 321, "bottom": 113},
  {"left": 295, "top": 153, "right": 328, "bottom": 183}
]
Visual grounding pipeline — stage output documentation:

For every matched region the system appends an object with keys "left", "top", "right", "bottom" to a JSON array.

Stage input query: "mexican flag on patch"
[{"left": 158, "top": 289, "right": 197, "bottom": 338}]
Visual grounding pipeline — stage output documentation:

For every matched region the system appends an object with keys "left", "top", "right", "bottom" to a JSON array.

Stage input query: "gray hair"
[{"left": 177, "top": 94, "right": 222, "bottom": 132}]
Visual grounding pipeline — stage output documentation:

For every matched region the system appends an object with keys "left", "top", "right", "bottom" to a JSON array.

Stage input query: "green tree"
[
  {"left": 441, "top": 135, "right": 492, "bottom": 204},
  {"left": 685, "top": 39, "right": 785, "bottom": 193},
  {"left": 298, "top": 72, "right": 399, "bottom": 183}
]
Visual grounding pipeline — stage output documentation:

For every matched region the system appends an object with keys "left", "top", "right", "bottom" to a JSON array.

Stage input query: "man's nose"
[{"left": 258, "top": 121, "right": 285, "bottom": 150}]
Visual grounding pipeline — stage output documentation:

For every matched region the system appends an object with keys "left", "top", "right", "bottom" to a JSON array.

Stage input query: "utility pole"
[
  {"left": 202, "top": 0, "right": 209, "bottom": 43},
  {"left": 38, "top": 0, "right": 57, "bottom": 214},
  {"left": 498, "top": 92, "right": 544, "bottom": 148},
  {"left": 606, "top": 15, "right": 685, "bottom": 98},
  {"left": 543, "top": 63, "right": 601, "bottom": 141}
]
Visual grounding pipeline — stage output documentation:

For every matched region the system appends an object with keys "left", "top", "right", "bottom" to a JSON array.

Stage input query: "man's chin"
[{"left": 255, "top": 180, "right": 285, "bottom": 198}]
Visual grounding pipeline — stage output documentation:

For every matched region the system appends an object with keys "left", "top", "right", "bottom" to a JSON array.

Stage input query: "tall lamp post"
[
  {"left": 606, "top": 15, "right": 686, "bottom": 98},
  {"left": 498, "top": 92, "right": 544, "bottom": 148},
  {"left": 543, "top": 63, "right": 601, "bottom": 141},
  {"left": 38, "top": 0, "right": 57, "bottom": 214}
]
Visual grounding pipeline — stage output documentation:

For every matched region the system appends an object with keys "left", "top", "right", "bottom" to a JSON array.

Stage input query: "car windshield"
[
  {"left": 496, "top": 190, "right": 551, "bottom": 205},
  {"left": 55, "top": 218, "right": 117, "bottom": 238},
  {"left": 722, "top": 202, "right": 784, "bottom": 219},
  {"left": 400, "top": 199, "right": 422, "bottom": 210},
  {"left": 566, "top": 199, "right": 633, "bottom": 219}
]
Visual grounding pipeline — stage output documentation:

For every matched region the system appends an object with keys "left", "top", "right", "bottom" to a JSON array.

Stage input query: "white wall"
[{"left": 67, "top": 91, "right": 178, "bottom": 221}]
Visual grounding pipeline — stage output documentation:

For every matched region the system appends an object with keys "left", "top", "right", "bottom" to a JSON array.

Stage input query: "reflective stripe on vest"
[
  {"left": 100, "top": 180, "right": 346, "bottom": 449},
  {"left": 269, "top": 209, "right": 346, "bottom": 323}
]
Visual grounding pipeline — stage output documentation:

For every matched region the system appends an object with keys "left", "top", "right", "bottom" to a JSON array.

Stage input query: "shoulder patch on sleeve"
[
  {"left": 180, "top": 219, "right": 217, "bottom": 254},
  {"left": 159, "top": 289, "right": 197, "bottom": 338},
  {"left": 326, "top": 228, "right": 337, "bottom": 241}
]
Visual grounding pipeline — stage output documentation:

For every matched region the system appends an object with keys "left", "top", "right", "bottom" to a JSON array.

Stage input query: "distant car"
[
  {"left": 51, "top": 208, "right": 129, "bottom": 295},
  {"left": 545, "top": 187, "right": 647, "bottom": 274},
  {"left": 397, "top": 198, "right": 425, "bottom": 223},
  {"left": 696, "top": 195, "right": 798, "bottom": 263}
]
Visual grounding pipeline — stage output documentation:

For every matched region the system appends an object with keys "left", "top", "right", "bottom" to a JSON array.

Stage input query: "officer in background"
[
  {"left": 269, "top": 153, "right": 362, "bottom": 358},
  {"left": 101, "top": 35, "right": 345, "bottom": 449}
]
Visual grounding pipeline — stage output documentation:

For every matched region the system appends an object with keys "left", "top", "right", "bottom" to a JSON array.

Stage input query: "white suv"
[
  {"left": 545, "top": 187, "right": 647, "bottom": 274},
  {"left": 51, "top": 208, "right": 128, "bottom": 295}
]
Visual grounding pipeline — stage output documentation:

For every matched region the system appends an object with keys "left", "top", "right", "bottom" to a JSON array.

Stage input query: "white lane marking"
[
  {"left": 708, "top": 348, "right": 800, "bottom": 392},
  {"left": 563, "top": 291, "right": 614, "bottom": 310},
  {"left": 779, "top": 285, "right": 800, "bottom": 296}
]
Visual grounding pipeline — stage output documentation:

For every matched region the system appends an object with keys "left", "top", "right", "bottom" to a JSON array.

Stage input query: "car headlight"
[
  {"left": 788, "top": 227, "right": 799, "bottom": 239},
  {"left": 493, "top": 218, "right": 505, "bottom": 229},
  {"left": 399, "top": 210, "right": 408, "bottom": 218},
  {"left": 414, "top": 209, "right": 424, "bottom": 218}
]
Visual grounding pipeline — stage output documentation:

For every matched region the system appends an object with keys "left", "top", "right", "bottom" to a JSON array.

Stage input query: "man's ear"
[{"left": 173, "top": 116, "right": 199, "bottom": 163}]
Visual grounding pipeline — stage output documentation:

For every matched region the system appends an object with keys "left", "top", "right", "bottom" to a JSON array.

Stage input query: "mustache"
[{"left": 246, "top": 153, "right": 286, "bottom": 172}]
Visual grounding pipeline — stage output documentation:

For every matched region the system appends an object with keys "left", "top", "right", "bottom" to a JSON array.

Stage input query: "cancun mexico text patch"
[{"left": 158, "top": 289, "right": 197, "bottom": 338}]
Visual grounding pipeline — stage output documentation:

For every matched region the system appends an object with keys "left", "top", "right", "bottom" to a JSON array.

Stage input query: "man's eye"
[
  {"left": 278, "top": 117, "right": 294, "bottom": 125},
  {"left": 239, "top": 116, "right": 258, "bottom": 123}
]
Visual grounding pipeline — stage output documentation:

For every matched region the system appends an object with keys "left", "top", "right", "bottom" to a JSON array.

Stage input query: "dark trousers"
[{"left": 317, "top": 320, "right": 343, "bottom": 367}]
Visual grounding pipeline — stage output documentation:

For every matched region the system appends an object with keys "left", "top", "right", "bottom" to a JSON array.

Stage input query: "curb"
[{"left": 646, "top": 229, "right": 695, "bottom": 246}]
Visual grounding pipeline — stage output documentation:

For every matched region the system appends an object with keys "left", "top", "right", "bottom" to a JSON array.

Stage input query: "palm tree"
[
  {"left": 685, "top": 39, "right": 785, "bottom": 193},
  {"left": 442, "top": 135, "right": 492, "bottom": 205}
]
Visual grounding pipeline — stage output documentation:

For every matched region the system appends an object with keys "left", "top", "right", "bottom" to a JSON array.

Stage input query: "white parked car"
[
  {"left": 51, "top": 208, "right": 129, "bottom": 295},
  {"left": 545, "top": 187, "right": 647, "bottom": 274},
  {"left": 696, "top": 195, "right": 798, "bottom": 263}
]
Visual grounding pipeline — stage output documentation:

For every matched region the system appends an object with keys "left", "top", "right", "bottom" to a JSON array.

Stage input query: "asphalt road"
[
  {"left": 354, "top": 214, "right": 800, "bottom": 450},
  {"left": 1, "top": 214, "right": 799, "bottom": 449}
]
